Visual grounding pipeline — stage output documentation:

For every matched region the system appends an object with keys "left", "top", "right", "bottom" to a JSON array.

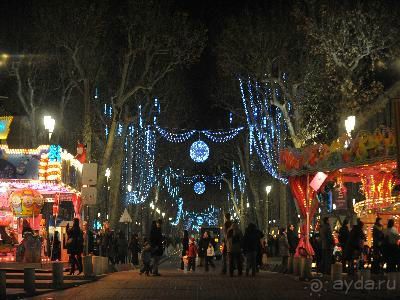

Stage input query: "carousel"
[
  {"left": 280, "top": 126, "right": 399, "bottom": 247},
  {"left": 0, "top": 126, "right": 84, "bottom": 267}
]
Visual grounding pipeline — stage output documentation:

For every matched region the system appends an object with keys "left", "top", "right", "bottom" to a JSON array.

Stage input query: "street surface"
[{"left": 28, "top": 259, "right": 400, "bottom": 300}]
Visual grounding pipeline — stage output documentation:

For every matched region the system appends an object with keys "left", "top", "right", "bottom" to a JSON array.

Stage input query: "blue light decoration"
[
  {"left": 155, "top": 126, "right": 244, "bottom": 143},
  {"left": 239, "top": 77, "right": 287, "bottom": 183},
  {"left": 193, "top": 181, "right": 205, "bottom": 194},
  {"left": 190, "top": 140, "right": 209, "bottom": 163},
  {"left": 183, "top": 206, "right": 220, "bottom": 232},
  {"left": 103, "top": 103, "right": 112, "bottom": 138},
  {"left": 122, "top": 116, "right": 157, "bottom": 205},
  {"left": 182, "top": 174, "right": 225, "bottom": 185},
  {"left": 48, "top": 145, "right": 61, "bottom": 162}
]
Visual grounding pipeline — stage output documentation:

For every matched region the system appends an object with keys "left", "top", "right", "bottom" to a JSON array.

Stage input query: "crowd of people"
[{"left": 311, "top": 216, "right": 400, "bottom": 275}]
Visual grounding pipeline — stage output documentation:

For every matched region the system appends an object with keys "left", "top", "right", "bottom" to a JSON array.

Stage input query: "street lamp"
[
  {"left": 43, "top": 115, "right": 55, "bottom": 141},
  {"left": 344, "top": 116, "right": 356, "bottom": 148},
  {"left": 127, "top": 184, "right": 132, "bottom": 192},
  {"left": 162, "top": 212, "right": 165, "bottom": 218},
  {"left": 105, "top": 168, "right": 111, "bottom": 182},
  {"left": 104, "top": 168, "right": 111, "bottom": 223},
  {"left": 265, "top": 185, "right": 272, "bottom": 234}
]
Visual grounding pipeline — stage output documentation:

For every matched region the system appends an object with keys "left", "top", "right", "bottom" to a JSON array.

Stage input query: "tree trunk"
[
  {"left": 108, "top": 144, "right": 124, "bottom": 229},
  {"left": 29, "top": 112, "right": 37, "bottom": 147},
  {"left": 279, "top": 182, "right": 287, "bottom": 229},
  {"left": 83, "top": 79, "right": 92, "bottom": 161}
]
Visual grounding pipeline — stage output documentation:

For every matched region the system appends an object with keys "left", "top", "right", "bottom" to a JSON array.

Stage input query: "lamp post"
[
  {"left": 105, "top": 168, "right": 111, "bottom": 221},
  {"left": 43, "top": 115, "right": 55, "bottom": 142},
  {"left": 266, "top": 185, "right": 272, "bottom": 234}
]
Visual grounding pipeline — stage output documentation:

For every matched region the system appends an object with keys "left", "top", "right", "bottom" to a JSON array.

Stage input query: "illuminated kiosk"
[
  {"left": 280, "top": 127, "right": 398, "bottom": 248},
  {"left": 0, "top": 143, "right": 82, "bottom": 268}
]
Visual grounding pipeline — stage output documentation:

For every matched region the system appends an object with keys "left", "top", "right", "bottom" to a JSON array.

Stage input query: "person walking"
[
  {"left": 205, "top": 242, "right": 216, "bottom": 271},
  {"left": 287, "top": 224, "right": 298, "bottom": 257},
  {"left": 278, "top": 228, "right": 290, "bottom": 273},
  {"left": 384, "top": 219, "right": 400, "bottom": 272},
  {"left": 187, "top": 238, "right": 198, "bottom": 272},
  {"left": 338, "top": 219, "right": 350, "bottom": 272},
  {"left": 51, "top": 231, "right": 61, "bottom": 261},
  {"left": 221, "top": 213, "right": 232, "bottom": 274},
  {"left": 82, "top": 221, "right": 94, "bottom": 256},
  {"left": 129, "top": 234, "right": 140, "bottom": 266},
  {"left": 150, "top": 219, "right": 163, "bottom": 276},
  {"left": 139, "top": 240, "right": 152, "bottom": 276},
  {"left": 226, "top": 221, "right": 243, "bottom": 276},
  {"left": 320, "top": 217, "right": 333, "bottom": 275},
  {"left": 66, "top": 218, "right": 84, "bottom": 275},
  {"left": 198, "top": 231, "right": 211, "bottom": 267},
  {"left": 242, "top": 223, "right": 259, "bottom": 276},
  {"left": 345, "top": 219, "right": 366, "bottom": 274},
  {"left": 180, "top": 230, "right": 189, "bottom": 270},
  {"left": 117, "top": 230, "right": 128, "bottom": 264},
  {"left": 371, "top": 217, "right": 384, "bottom": 274}
]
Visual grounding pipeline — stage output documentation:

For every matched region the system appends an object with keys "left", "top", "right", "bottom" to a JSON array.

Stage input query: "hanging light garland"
[
  {"left": 239, "top": 77, "right": 287, "bottom": 183},
  {"left": 182, "top": 174, "right": 225, "bottom": 185},
  {"left": 183, "top": 205, "right": 220, "bottom": 231}
]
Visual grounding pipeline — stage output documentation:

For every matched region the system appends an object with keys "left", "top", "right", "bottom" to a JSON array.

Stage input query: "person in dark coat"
[
  {"left": 221, "top": 213, "right": 232, "bottom": 274},
  {"left": 287, "top": 224, "right": 299, "bottom": 256},
  {"left": 51, "top": 231, "right": 61, "bottom": 261},
  {"left": 319, "top": 217, "right": 333, "bottom": 275},
  {"left": 278, "top": 228, "right": 290, "bottom": 273},
  {"left": 226, "top": 221, "right": 243, "bottom": 276},
  {"left": 383, "top": 219, "right": 400, "bottom": 272},
  {"left": 371, "top": 217, "right": 384, "bottom": 274},
  {"left": 345, "top": 219, "right": 366, "bottom": 274},
  {"left": 66, "top": 218, "right": 84, "bottom": 275},
  {"left": 82, "top": 221, "right": 94, "bottom": 255},
  {"left": 242, "top": 223, "right": 259, "bottom": 276},
  {"left": 129, "top": 234, "right": 140, "bottom": 266},
  {"left": 180, "top": 230, "right": 189, "bottom": 270},
  {"left": 338, "top": 219, "right": 350, "bottom": 272},
  {"left": 149, "top": 219, "right": 163, "bottom": 276},
  {"left": 198, "top": 231, "right": 212, "bottom": 267},
  {"left": 116, "top": 230, "right": 128, "bottom": 264}
]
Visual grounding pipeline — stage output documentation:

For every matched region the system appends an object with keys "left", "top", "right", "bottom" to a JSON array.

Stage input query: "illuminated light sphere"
[
  {"left": 194, "top": 181, "right": 206, "bottom": 195},
  {"left": 190, "top": 140, "right": 209, "bottom": 163}
]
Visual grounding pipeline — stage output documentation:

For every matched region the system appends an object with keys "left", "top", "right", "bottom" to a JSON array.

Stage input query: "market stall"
[
  {"left": 280, "top": 127, "right": 399, "bottom": 247},
  {"left": 0, "top": 143, "right": 83, "bottom": 266}
]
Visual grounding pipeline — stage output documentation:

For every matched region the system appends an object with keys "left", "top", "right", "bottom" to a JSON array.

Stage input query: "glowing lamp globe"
[
  {"left": 194, "top": 181, "right": 206, "bottom": 195},
  {"left": 190, "top": 140, "right": 209, "bottom": 163},
  {"left": 9, "top": 188, "right": 44, "bottom": 217}
]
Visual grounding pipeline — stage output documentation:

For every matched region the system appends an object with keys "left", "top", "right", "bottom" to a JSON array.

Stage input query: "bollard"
[
  {"left": 101, "top": 257, "right": 109, "bottom": 274},
  {"left": 24, "top": 268, "right": 35, "bottom": 295},
  {"left": 293, "top": 257, "right": 300, "bottom": 276},
  {"left": 287, "top": 256, "right": 294, "bottom": 274},
  {"left": 0, "top": 270, "right": 6, "bottom": 299},
  {"left": 52, "top": 262, "right": 64, "bottom": 289},
  {"left": 331, "top": 263, "right": 343, "bottom": 282},
  {"left": 92, "top": 256, "right": 102, "bottom": 276},
  {"left": 83, "top": 256, "right": 93, "bottom": 277}
]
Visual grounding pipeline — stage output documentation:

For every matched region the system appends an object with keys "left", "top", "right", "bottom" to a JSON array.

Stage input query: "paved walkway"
[{"left": 28, "top": 260, "right": 400, "bottom": 300}]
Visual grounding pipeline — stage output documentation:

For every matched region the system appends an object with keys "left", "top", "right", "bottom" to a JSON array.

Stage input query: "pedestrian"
[
  {"left": 139, "top": 240, "right": 152, "bottom": 276},
  {"left": 383, "top": 219, "right": 400, "bottom": 272},
  {"left": 82, "top": 221, "right": 94, "bottom": 256},
  {"left": 117, "top": 230, "right": 128, "bottom": 264},
  {"left": 221, "top": 213, "right": 232, "bottom": 274},
  {"left": 345, "top": 219, "right": 366, "bottom": 274},
  {"left": 187, "top": 238, "right": 197, "bottom": 272},
  {"left": 278, "top": 228, "right": 289, "bottom": 273},
  {"left": 150, "top": 219, "right": 163, "bottom": 276},
  {"left": 205, "top": 242, "right": 216, "bottom": 271},
  {"left": 180, "top": 230, "right": 189, "bottom": 270},
  {"left": 255, "top": 228, "right": 264, "bottom": 271},
  {"left": 51, "top": 231, "right": 61, "bottom": 261},
  {"left": 198, "top": 231, "right": 211, "bottom": 267},
  {"left": 242, "top": 223, "right": 259, "bottom": 276},
  {"left": 129, "top": 233, "right": 140, "bottom": 266},
  {"left": 66, "top": 218, "right": 84, "bottom": 275},
  {"left": 100, "top": 222, "right": 112, "bottom": 258},
  {"left": 287, "top": 224, "right": 298, "bottom": 257},
  {"left": 338, "top": 219, "right": 349, "bottom": 272},
  {"left": 320, "top": 217, "right": 333, "bottom": 275},
  {"left": 226, "top": 221, "right": 243, "bottom": 276},
  {"left": 371, "top": 217, "right": 384, "bottom": 274}
]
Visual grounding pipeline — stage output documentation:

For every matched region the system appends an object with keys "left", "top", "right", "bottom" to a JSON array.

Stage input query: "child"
[
  {"left": 205, "top": 242, "right": 215, "bottom": 271},
  {"left": 140, "top": 240, "right": 152, "bottom": 276},
  {"left": 187, "top": 238, "right": 197, "bottom": 272}
]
